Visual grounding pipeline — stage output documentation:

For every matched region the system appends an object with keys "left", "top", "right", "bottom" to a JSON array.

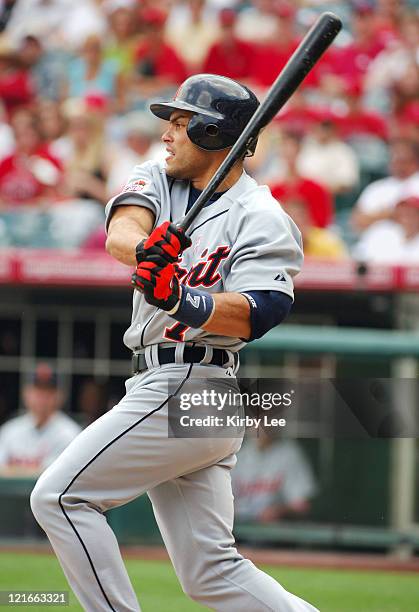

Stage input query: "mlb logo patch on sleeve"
[{"left": 122, "top": 179, "right": 148, "bottom": 193}]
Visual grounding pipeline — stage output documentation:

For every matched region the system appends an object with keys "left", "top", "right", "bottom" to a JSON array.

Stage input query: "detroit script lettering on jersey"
[
  {"left": 105, "top": 160, "right": 303, "bottom": 351},
  {"left": 176, "top": 246, "right": 230, "bottom": 288}
]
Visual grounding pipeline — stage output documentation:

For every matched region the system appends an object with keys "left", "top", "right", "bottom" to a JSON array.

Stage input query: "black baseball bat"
[{"left": 178, "top": 11, "right": 342, "bottom": 232}]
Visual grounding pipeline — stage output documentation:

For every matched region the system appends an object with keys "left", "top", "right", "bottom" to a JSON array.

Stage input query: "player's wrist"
[
  {"left": 168, "top": 285, "right": 215, "bottom": 329},
  {"left": 166, "top": 286, "right": 182, "bottom": 317},
  {"left": 135, "top": 238, "right": 146, "bottom": 264}
]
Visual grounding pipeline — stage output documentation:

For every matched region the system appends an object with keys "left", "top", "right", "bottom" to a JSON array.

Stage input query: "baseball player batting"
[{"left": 30, "top": 75, "right": 314, "bottom": 611}]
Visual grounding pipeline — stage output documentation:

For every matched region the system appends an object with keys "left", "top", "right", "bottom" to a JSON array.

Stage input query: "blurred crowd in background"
[{"left": 0, "top": 0, "right": 418, "bottom": 261}]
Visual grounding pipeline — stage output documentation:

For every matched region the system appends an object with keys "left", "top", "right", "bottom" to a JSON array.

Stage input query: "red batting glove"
[
  {"left": 131, "top": 260, "right": 180, "bottom": 311},
  {"left": 135, "top": 221, "right": 191, "bottom": 267}
]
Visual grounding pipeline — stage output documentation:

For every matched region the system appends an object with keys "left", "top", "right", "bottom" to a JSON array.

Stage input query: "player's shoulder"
[
  {"left": 116, "top": 159, "right": 172, "bottom": 200},
  {"left": 0, "top": 414, "right": 30, "bottom": 436},
  {"left": 233, "top": 176, "right": 289, "bottom": 217},
  {"left": 231, "top": 177, "right": 294, "bottom": 230}
]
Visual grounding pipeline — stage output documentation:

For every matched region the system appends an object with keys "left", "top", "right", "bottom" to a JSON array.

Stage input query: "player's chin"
[{"left": 165, "top": 162, "right": 188, "bottom": 180}]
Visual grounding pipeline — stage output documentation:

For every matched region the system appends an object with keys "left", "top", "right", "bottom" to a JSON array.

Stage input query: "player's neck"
[{"left": 192, "top": 162, "right": 244, "bottom": 193}]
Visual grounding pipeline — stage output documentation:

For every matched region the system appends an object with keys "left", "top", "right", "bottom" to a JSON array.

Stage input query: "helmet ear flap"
[{"left": 187, "top": 114, "right": 234, "bottom": 151}]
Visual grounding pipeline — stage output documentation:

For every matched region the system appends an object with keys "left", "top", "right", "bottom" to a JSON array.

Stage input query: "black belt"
[{"left": 132, "top": 346, "right": 236, "bottom": 375}]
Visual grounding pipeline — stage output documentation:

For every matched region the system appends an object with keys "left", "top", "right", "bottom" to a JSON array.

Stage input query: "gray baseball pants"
[{"left": 30, "top": 363, "right": 319, "bottom": 612}]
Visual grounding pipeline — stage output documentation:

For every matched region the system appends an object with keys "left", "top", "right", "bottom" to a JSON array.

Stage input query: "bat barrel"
[{"left": 179, "top": 11, "right": 342, "bottom": 232}]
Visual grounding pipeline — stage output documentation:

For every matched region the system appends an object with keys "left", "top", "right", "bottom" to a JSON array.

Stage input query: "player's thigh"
[
  {"left": 148, "top": 454, "right": 241, "bottom": 579},
  {"left": 33, "top": 370, "right": 239, "bottom": 511}
]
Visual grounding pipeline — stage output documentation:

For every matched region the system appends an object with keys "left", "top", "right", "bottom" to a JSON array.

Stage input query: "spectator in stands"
[
  {"left": 274, "top": 91, "right": 322, "bottom": 135},
  {"left": 374, "top": 0, "right": 405, "bottom": 45},
  {"left": 339, "top": 82, "right": 388, "bottom": 142},
  {"left": 351, "top": 139, "right": 419, "bottom": 232},
  {"left": 353, "top": 195, "right": 419, "bottom": 263},
  {"left": 17, "top": 34, "right": 66, "bottom": 101},
  {"left": 65, "top": 34, "right": 124, "bottom": 113},
  {"left": 77, "top": 378, "right": 108, "bottom": 427},
  {"left": 167, "top": 0, "right": 219, "bottom": 73},
  {"left": 0, "top": 39, "right": 34, "bottom": 115},
  {"left": 232, "top": 428, "right": 317, "bottom": 523},
  {"left": 269, "top": 130, "right": 334, "bottom": 228},
  {"left": 0, "top": 363, "right": 81, "bottom": 477},
  {"left": 249, "top": 1, "right": 299, "bottom": 89},
  {"left": 106, "top": 110, "right": 163, "bottom": 198},
  {"left": 0, "top": 100, "right": 14, "bottom": 162},
  {"left": 391, "top": 60, "right": 419, "bottom": 126},
  {"left": 365, "top": 11, "right": 419, "bottom": 100},
  {"left": 60, "top": 98, "right": 109, "bottom": 204},
  {"left": 5, "top": 0, "right": 107, "bottom": 52},
  {"left": 236, "top": 0, "right": 280, "bottom": 43},
  {"left": 298, "top": 119, "right": 360, "bottom": 194},
  {"left": 397, "top": 104, "right": 419, "bottom": 148},
  {"left": 282, "top": 198, "right": 348, "bottom": 259},
  {"left": 37, "top": 99, "right": 68, "bottom": 162},
  {"left": 202, "top": 8, "right": 254, "bottom": 81},
  {"left": 103, "top": 0, "right": 138, "bottom": 77},
  {"left": 0, "top": 109, "right": 62, "bottom": 207},
  {"left": 83, "top": 110, "right": 163, "bottom": 250},
  {"left": 243, "top": 125, "right": 282, "bottom": 188},
  {"left": 323, "top": 1, "right": 387, "bottom": 94},
  {"left": 132, "top": 8, "right": 187, "bottom": 101},
  {"left": 338, "top": 82, "right": 389, "bottom": 177}
]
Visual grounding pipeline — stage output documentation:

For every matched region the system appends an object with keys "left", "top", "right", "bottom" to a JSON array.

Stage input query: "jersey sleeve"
[
  {"left": 104, "top": 160, "right": 162, "bottom": 232},
  {"left": 224, "top": 202, "right": 303, "bottom": 299}
]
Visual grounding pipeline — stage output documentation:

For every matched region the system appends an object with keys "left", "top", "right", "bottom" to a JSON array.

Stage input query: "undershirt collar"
[{"left": 186, "top": 185, "right": 227, "bottom": 213}]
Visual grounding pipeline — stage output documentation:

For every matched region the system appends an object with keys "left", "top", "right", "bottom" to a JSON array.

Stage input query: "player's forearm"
[
  {"left": 106, "top": 223, "right": 146, "bottom": 266},
  {"left": 106, "top": 211, "right": 154, "bottom": 266},
  {"left": 106, "top": 204, "right": 154, "bottom": 266},
  {"left": 202, "top": 293, "right": 251, "bottom": 339}
]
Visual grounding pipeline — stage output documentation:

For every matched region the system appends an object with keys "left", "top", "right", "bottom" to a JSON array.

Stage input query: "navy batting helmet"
[{"left": 150, "top": 74, "right": 260, "bottom": 156}]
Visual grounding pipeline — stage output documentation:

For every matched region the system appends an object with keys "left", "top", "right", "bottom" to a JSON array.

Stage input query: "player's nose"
[{"left": 162, "top": 126, "right": 173, "bottom": 143}]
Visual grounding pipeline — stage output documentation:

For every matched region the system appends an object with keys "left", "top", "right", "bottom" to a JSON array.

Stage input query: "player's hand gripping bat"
[{"left": 177, "top": 11, "right": 342, "bottom": 234}]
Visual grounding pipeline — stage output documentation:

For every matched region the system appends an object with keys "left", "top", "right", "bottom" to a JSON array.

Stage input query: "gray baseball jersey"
[{"left": 105, "top": 159, "right": 303, "bottom": 351}]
